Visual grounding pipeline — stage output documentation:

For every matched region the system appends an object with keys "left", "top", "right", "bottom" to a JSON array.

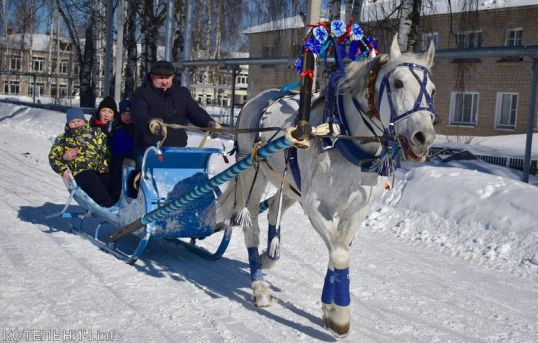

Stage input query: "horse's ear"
[
  {"left": 422, "top": 40, "right": 436, "bottom": 68},
  {"left": 390, "top": 34, "right": 401, "bottom": 59}
]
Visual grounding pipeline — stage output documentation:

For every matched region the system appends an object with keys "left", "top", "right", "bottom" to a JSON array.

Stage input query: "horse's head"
[{"left": 338, "top": 34, "right": 436, "bottom": 162}]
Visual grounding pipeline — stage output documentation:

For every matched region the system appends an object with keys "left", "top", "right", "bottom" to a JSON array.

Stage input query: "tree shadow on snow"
[
  {"left": 17, "top": 203, "right": 336, "bottom": 341},
  {"left": 18, "top": 202, "right": 81, "bottom": 233},
  {"left": 0, "top": 107, "right": 27, "bottom": 123},
  {"left": 132, "top": 239, "right": 336, "bottom": 341}
]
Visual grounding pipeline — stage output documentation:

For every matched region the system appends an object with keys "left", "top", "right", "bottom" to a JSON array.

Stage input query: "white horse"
[{"left": 217, "top": 36, "right": 437, "bottom": 337}]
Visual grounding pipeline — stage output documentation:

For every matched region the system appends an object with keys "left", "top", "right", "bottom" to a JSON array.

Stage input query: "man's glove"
[
  {"left": 207, "top": 121, "right": 222, "bottom": 139},
  {"left": 148, "top": 119, "right": 167, "bottom": 137}
]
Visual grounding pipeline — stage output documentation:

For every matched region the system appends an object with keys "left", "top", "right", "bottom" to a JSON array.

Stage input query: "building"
[
  {"left": 189, "top": 52, "right": 249, "bottom": 109},
  {"left": 245, "top": 2, "right": 538, "bottom": 136},
  {"left": 243, "top": 15, "right": 304, "bottom": 97},
  {"left": 0, "top": 33, "right": 79, "bottom": 104},
  {"left": 366, "top": 0, "right": 538, "bottom": 136}
]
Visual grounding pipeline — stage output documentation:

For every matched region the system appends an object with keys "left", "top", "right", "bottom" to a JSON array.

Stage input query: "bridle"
[
  {"left": 360, "top": 60, "right": 436, "bottom": 127},
  {"left": 375, "top": 62, "right": 436, "bottom": 124},
  {"left": 324, "top": 57, "right": 436, "bottom": 174}
]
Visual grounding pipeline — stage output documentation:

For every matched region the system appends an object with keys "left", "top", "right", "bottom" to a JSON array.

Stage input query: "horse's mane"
[
  {"left": 336, "top": 52, "right": 431, "bottom": 96},
  {"left": 336, "top": 55, "right": 388, "bottom": 96}
]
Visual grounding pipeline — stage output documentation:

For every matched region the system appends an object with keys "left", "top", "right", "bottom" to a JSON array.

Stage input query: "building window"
[
  {"left": 450, "top": 92, "right": 479, "bottom": 126},
  {"left": 59, "top": 59, "right": 69, "bottom": 74},
  {"left": 506, "top": 28, "right": 522, "bottom": 46},
  {"left": 421, "top": 32, "right": 439, "bottom": 50},
  {"left": 51, "top": 84, "right": 68, "bottom": 98},
  {"left": 197, "top": 94, "right": 203, "bottom": 104},
  {"left": 263, "top": 46, "right": 276, "bottom": 57},
  {"left": 457, "top": 32, "right": 482, "bottom": 48},
  {"left": 205, "top": 94, "right": 212, "bottom": 105},
  {"left": 32, "top": 57, "right": 45, "bottom": 72},
  {"left": 29, "top": 82, "right": 45, "bottom": 97},
  {"left": 217, "top": 94, "right": 228, "bottom": 106},
  {"left": 262, "top": 46, "right": 276, "bottom": 68},
  {"left": 4, "top": 80, "right": 20, "bottom": 94},
  {"left": 9, "top": 55, "right": 21, "bottom": 70},
  {"left": 495, "top": 93, "right": 518, "bottom": 130}
]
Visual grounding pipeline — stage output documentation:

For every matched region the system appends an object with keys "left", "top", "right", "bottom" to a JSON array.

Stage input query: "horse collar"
[{"left": 367, "top": 57, "right": 388, "bottom": 119}]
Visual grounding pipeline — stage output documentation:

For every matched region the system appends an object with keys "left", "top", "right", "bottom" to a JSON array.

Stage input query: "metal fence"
[{"left": 429, "top": 146, "right": 537, "bottom": 175}]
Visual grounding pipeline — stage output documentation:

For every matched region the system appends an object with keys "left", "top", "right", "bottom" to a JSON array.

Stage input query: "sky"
[{"left": 0, "top": 102, "right": 537, "bottom": 342}]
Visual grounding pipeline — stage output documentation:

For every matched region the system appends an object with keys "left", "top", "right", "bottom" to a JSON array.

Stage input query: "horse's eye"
[
  {"left": 394, "top": 79, "right": 403, "bottom": 89},
  {"left": 431, "top": 89, "right": 436, "bottom": 97}
]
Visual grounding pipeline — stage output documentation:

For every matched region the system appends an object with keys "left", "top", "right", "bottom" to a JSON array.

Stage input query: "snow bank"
[
  {"left": 365, "top": 165, "right": 538, "bottom": 276},
  {"left": 0, "top": 102, "right": 66, "bottom": 137}
]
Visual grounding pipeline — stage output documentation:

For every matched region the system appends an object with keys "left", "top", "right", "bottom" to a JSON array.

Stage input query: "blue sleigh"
[{"left": 49, "top": 145, "right": 232, "bottom": 264}]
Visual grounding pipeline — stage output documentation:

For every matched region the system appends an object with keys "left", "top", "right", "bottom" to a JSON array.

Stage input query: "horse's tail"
[{"left": 219, "top": 88, "right": 290, "bottom": 229}]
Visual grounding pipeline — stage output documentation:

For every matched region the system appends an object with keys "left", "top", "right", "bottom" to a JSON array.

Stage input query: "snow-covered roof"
[
  {"left": 243, "top": 15, "right": 304, "bottom": 34},
  {"left": 228, "top": 51, "right": 249, "bottom": 59},
  {"left": 362, "top": 0, "right": 538, "bottom": 21},
  {"left": 245, "top": 1, "right": 538, "bottom": 33},
  {"left": 0, "top": 33, "right": 70, "bottom": 51}
]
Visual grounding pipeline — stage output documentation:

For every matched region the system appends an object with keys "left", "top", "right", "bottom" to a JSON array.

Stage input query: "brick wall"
[{"left": 247, "top": 5, "right": 538, "bottom": 136}]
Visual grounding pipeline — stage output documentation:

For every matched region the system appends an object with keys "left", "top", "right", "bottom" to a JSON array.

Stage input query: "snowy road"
[{"left": 1, "top": 106, "right": 537, "bottom": 342}]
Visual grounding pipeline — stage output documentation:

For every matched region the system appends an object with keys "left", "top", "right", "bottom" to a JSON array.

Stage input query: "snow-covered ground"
[{"left": 0, "top": 102, "right": 537, "bottom": 342}]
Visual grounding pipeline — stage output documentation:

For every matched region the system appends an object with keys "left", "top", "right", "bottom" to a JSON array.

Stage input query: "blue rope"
[{"left": 140, "top": 136, "right": 293, "bottom": 225}]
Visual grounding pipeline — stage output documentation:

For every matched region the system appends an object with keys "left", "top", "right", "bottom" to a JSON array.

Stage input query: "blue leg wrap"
[
  {"left": 321, "top": 269, "right": 335, "bottom": 305},
  {"left": 334, "top": 267, "right": 350, "bottom": 306},
  {"left": 247, "top": 247, "right": 263, "bottom": 281},
  {"left": 267, "top": 224, "right": 280, "bottom": 260}
]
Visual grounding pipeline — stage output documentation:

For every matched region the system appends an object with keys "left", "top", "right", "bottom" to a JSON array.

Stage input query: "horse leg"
[
  {"left": 238, "top": 170, "right": 272, "bottom": 307},
  {"left": 323, "top": 186, "right": 382, "bottom": 337},
  {"left": 301, "top": 190, "right": 353, "bottom": 337},
  {"left": 260, "top": 192, "right": 296, "bottom": 269},
  {"left": 322, "top": 245, "right": 351, "bottom": 337}
]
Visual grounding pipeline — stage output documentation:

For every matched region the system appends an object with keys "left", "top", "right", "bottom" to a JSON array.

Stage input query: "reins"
[{"left": 150, "top": 114, "right": 386, "bottom": 147}]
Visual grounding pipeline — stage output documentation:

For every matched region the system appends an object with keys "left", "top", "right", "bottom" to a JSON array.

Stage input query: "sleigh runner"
[{"left": 49, "top": 145, "right": 234, "bottom": 263}]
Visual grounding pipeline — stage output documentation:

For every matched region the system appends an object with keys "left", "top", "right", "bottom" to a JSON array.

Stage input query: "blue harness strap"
[{"left": 287, "top": 146, "right": 301, "bottom": 191}]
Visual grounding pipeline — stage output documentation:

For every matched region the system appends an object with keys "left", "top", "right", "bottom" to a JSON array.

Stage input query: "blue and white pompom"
[
  {"left": 295, "top": 57, "right": 302, "bottom": 73},
  {"left": 330, "top": 20, "right": 346, "bottom": 37},
  {"left": 304, "top": 37, "right": 322, "bottom": 55},
  {"left": 351, "top": 23, "right": 364, "bottom": 40},
  {"left": 313, "top": 26, "right": 329, "bottom": 44}
]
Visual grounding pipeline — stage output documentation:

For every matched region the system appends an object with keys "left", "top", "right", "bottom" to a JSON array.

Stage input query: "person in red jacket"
[
  {"left": 130, "top": 60, "right": 221, "bottom": 150},
  {"left": 89, "top": 96, "right": 118, "bottom": 140}
]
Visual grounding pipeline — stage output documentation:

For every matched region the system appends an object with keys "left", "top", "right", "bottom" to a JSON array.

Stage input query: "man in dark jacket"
[{"left": 131, "top": 60, "right": 220, "bottom": 148}]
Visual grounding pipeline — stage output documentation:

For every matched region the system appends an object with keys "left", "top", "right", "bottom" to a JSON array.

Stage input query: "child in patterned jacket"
[{"left": 48, "top": 107, "right": 116, "bottom": 207}]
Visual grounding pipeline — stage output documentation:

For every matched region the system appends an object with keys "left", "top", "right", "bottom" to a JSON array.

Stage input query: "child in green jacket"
[{"left": 49, "top": 108, "right": 116, "bottom": 207}]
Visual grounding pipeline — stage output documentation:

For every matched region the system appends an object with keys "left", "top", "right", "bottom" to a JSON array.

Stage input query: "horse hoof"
[
  {"left": 324, "top": 317, "right": 350, "bottom": 338},
  {"left": 252, "top": 280, "right": 272, "bottom": 307},
  {"left": 260, "top": 251, "right": 278, "bottom": 269},
  {"left": 254, "top": 293, "right": 272, "bottom": 307}
]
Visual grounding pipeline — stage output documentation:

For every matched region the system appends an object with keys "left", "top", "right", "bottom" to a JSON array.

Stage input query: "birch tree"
[{"left": 398, "top": 0, "right": 422, "bottom": 51}]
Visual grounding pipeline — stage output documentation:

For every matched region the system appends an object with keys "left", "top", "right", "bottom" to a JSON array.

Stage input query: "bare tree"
[
  {"left": 123, "top": 0, "right": 138, "bottom": 97},
  {"left": 55, "top": 0, "right": 98, "bottom": 107},
  {"left": 139, "top": 0, "right": 166, "bottom": 78},
  {"left": 329, "top": 0, "right": 341, "bottom": 19}
]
